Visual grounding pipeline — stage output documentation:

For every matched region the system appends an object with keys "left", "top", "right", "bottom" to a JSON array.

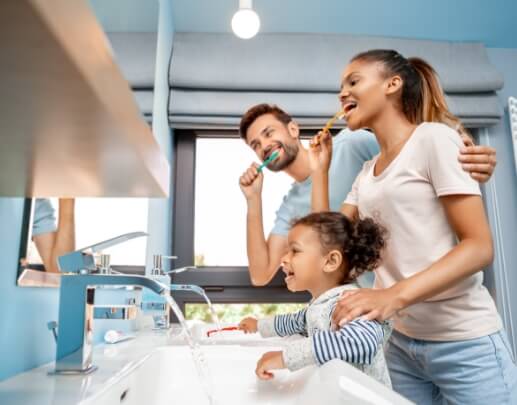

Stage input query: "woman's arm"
[
  {"left": 332, "top": 194, "right": 493, "bottom": 324},
  {"left": 340, "top": 203, "right": 358, "bottom": 221},
  {"left": 311, "top": 170, "right": 330, "bottom": 212},
  {"left": 309, "top": 130, "right": 332, "bottom": 212}
]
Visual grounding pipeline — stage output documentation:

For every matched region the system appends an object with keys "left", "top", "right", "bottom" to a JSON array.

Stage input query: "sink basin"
[{"left": 79, "top": 344, "right": 414, "bottom": 405}]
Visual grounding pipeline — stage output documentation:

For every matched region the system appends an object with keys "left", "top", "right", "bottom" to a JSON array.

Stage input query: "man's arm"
[
  {"left": 246, "top": 196, "right": 288, "bottom": 286},
  {"left": 33, "top": 199, "right": 75, "bottom": 273},
  {"left": 240, "top": 163, "right": 288, "bottom": 286}
]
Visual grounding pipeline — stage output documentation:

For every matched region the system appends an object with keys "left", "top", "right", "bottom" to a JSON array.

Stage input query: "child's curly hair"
[{"left": 292, "top": 212, "right": 386, "bottom": 281}]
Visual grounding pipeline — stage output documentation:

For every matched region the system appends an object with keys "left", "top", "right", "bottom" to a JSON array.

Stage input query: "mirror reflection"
[{"left": 18, "top": 198, "right": 149, "bottom": 286}]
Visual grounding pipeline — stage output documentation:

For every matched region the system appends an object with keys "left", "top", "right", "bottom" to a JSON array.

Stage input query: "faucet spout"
[{"left": 51, "top": 274, "right": 167, "bottom": 375}]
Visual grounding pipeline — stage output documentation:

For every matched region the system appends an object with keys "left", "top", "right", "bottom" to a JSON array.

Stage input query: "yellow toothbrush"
[
  {"left": 311, "top": 111, "right": 345, "bottom": 149},
  {"left": 322, "top": 111, "right": 345, "bottom": 133}
]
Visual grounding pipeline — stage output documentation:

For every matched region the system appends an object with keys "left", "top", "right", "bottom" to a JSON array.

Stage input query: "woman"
[{"left": 309, "top": 49, "right": 516, "bottom": 404}]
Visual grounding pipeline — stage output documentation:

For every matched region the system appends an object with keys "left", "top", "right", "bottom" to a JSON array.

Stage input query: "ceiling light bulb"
[{"left": 231, "top": 0, "right": 260, "bottom": 39}]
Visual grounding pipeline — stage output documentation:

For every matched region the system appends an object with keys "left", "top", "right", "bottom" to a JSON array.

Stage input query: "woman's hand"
[
  {"left": 255, "top": 351, "right": 285, "bottom": 380},
  {"left": 331, "top": 287, "right": 405, "bottom": 327},
  {"left": 238, "top": 317, "right": 258, "bottom": 333},
  {"left": 308, "top": 130, "right": 333, "bottom": 174}
]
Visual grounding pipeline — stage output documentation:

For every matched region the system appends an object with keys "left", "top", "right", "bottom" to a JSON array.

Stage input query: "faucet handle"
[
  {"left": 97, "top": 254, "right": 111, "bottom": 274},
  {"left": 165, "top": 266, "right": 196, "bottom": 274},
  {"left": 152, "top": 254, "right": 178, "bottom": 275}
]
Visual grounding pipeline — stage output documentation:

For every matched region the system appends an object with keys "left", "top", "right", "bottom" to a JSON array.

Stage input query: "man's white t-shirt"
[{"left": 345, "top": 122, "right": 502, "bottom": 341}]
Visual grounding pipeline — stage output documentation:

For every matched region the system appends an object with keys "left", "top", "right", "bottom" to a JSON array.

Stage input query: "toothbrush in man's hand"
[{"left": 257, "top": 150, "right": 279, "bottom": 173}]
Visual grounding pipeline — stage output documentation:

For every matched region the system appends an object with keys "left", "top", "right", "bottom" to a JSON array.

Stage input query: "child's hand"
[
  {"left": 255, "top": 351, "right": 285, "bottom": 380},
  {"left": 238, "top": 317, "right": 258, "bottom": 333}
]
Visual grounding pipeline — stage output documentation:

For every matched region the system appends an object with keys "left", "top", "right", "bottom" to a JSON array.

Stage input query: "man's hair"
[{"left": 239, "top": 104, "right": 293, "bottom": 140}]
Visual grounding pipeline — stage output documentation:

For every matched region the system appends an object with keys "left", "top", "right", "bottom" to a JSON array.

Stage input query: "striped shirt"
[{"left": 258, "top": 283, "right": 392, "bottom": 386}]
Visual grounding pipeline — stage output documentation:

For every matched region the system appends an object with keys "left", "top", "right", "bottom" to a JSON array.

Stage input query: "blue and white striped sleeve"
[
  {"left": 312, "top": 319, "right": 385, "bottom": 365},
  {"left": 257, "top": 308, "right": 308, "bottom": 338},
  {"left": 282, "top": 319, "right": 385, "bottom": 371}
]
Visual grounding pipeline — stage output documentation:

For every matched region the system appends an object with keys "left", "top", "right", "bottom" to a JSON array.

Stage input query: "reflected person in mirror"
[{"left": 31, "top": 198, "right": 75, "bottom": 273}]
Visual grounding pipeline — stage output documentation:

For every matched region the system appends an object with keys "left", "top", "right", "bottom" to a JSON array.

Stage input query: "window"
[
  {"left": 172, "top": 131, "right": 310, "bottom": 313},
  {"left": 194, "top": 137, "right": 293, "bottom": 266},
  {"left": 186, "top": 303, "right": 306, "bottom": 324}
]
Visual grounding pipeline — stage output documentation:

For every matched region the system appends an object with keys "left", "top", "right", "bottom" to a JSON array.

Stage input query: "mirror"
[{"left": 17, "top": 198, "right": 150, "bottom": 287}]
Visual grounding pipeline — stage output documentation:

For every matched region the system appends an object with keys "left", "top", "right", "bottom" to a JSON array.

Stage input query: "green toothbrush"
[{"left": 257, "top": 151, "right": 279, "bottom": 173}]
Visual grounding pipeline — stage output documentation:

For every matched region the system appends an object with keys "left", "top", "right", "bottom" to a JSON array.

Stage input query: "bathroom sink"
[{"left": 79, "top": 344, "right": 414, "bottom": 405}]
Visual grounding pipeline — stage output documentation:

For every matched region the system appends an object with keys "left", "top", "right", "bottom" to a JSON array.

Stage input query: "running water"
[
  {"left": 199, "top": 290, "right": 222, "bottom": 332},
  {"left": 163, "top": 294, "right": 218, "bottom": 405},
  {"left": 170, "top": 284, "right": 222, "bottom": 331}
]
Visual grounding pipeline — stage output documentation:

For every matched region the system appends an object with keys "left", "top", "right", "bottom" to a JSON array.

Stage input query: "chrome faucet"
[
  {"left": 151, "top": 254, "right": 197, "bottom": 276},
  {"left": 51, "top": 273, "right": 167, "bottom": 375},
  {"left": 57, "top": 232, "right": 148, "bottom": 274}
]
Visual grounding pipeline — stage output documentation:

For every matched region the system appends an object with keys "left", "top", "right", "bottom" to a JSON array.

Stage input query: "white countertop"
[{"left": 0, "top": 330, "right": 173, "bottom": 405}]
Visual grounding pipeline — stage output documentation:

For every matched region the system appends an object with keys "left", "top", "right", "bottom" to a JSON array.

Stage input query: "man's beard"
[{"left": 267, "top": 141, "right": 299, "bottom": 172}]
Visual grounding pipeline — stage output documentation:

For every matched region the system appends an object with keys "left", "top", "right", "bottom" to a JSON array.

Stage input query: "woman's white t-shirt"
[{"left": 345, "top": 122, "right": 502, "bottom": 341}]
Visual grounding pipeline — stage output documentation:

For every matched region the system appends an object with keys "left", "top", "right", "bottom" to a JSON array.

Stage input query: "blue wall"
[
  {"left": 172, "top": 0, "right": 517, "bottom": 48},
  {"left": 88, "top": 0, "right": 158, "bottom": 32},
  {"left": 0, "top": 199, "right": 59, "bottom": 380}
]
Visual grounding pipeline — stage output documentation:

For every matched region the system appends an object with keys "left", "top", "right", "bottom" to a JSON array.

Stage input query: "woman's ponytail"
[{"left": 408, "top": 57, "right": 469, "bottom": 137}]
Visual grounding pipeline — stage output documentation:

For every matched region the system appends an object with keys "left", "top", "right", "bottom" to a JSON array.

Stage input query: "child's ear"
[{"left": 323, "top": 250, "right": 344, "bottom": 274}]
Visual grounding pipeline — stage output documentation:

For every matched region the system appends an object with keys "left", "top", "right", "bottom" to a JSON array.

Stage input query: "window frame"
[{"left": 171, "top": 130, "right": 310, "bottom": 312}]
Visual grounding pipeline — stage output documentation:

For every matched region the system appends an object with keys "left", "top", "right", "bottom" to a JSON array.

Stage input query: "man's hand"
[
  {"left": 239, "top": 163, "right": 264, "bottom": 200},
  {"left": 458, "top": 134, "right": 497, "bottom": 183},
  {"left": 255, "top": 351, "right": 285, "bottom": 380},
  {"left": 308, "top": 130, "right": 333, "bottom": 174},
  {"left": 238, "top": 317, "right": 258, "bottom": 334}
]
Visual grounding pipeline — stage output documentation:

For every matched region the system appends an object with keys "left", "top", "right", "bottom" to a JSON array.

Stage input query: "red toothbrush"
[{"left": 206, "top": 326, "right": 239, "bottom": 337}]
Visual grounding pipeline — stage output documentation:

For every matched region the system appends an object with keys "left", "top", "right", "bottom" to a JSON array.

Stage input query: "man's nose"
[{"left": 263, "top": 140, "right": 275, "bottom": 151}]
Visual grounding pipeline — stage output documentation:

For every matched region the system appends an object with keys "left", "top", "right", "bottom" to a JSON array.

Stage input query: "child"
[
  {"left": 238, "top": 211, "right": 392, "bottom": 386},
  {"left": 310, "top": 49, "right": 517, "bottom": 404}
]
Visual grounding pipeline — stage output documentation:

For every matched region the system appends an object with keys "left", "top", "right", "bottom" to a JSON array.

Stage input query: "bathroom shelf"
[{"left": 0, "top": 0, "right": 169, "bottom": 197}]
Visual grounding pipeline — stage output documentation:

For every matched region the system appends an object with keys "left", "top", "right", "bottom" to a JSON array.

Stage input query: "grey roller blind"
[
  {"left": 107, "top": 32, "right": 157, "bottom": 120},
  {"left": 169, "top": 33, "right": 503, "bottom": 129}
]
